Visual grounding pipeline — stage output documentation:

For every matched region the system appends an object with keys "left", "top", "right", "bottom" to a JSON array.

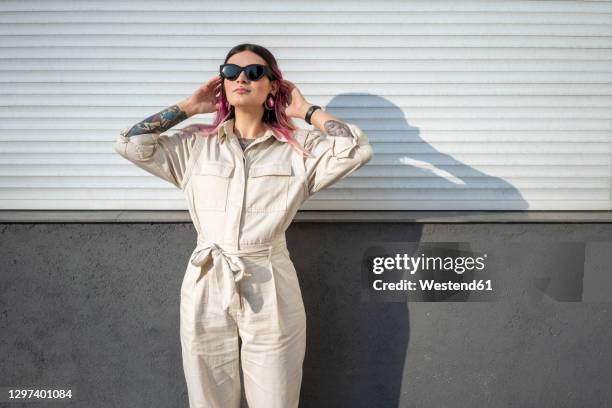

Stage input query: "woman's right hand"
[{"left": 178, "top": 75, "right": 224, "bottom": 117}]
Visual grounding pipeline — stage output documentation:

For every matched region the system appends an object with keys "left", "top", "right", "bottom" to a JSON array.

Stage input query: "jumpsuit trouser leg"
[
  {"left": 238, "top": 247, "right": 307, "bottom": 408},
  {"left": 180, "top": 261, "right": 241, "bottom": 408},
  {"left": 180, "top": 238, "right": 306, "bottom": 408}
]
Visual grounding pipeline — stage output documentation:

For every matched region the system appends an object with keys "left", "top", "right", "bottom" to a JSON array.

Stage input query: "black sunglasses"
[{"left": 219, "top": 63, "right": 276, "bottom": 81}]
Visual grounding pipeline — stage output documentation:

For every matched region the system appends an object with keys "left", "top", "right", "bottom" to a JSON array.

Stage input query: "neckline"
[{"left": 227, "top": 119, "right": 272, "bottom": 140}]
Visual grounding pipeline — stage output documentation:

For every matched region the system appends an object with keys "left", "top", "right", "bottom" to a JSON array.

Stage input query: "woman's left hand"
[{"left": 281, "top": 80, "right": 311, "bottom": 119}]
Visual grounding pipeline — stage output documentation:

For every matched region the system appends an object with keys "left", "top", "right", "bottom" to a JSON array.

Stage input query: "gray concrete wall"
[{"left": 1, "top": 221, "right": 611, "bottom": 408}]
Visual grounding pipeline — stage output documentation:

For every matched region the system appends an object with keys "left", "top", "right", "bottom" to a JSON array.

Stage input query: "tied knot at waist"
[{"left": 188, "top": 237, "right": 287, "bottom": 312}]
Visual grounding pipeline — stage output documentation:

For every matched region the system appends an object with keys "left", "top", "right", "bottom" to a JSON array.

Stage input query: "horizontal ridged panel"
[{"left": 1, "top": 0, "right": 611, "bottom": 211}]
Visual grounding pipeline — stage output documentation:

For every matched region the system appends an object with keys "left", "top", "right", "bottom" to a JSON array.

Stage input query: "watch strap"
[{"left": 305, "top": 105, "right": 321, "bottom": 125}]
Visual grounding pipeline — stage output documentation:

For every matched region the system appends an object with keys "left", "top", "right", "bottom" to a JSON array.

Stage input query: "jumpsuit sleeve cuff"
[
  {"left": 117, "top": 128, "right": 161, "bottom": 161},
  {"left": 329, "top": 122, "right": 369, "bottom": 159}
]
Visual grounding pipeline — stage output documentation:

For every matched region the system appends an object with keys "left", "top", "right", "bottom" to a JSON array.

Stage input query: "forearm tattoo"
[
  {"left": 324, "top": 120, "right": 353, "bottom": 138},
  {"left": 123, "top": 104, "right": 188, "bottom": 137}
]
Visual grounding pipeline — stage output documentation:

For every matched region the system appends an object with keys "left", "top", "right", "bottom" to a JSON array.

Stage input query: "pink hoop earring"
[{"left": 264, "top": 93, "right": 275, "bottom": 111}]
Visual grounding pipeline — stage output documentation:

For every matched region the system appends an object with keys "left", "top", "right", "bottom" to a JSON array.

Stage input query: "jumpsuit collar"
[{"left": 217, "top": 118, "right": 289, "bottom": 145}]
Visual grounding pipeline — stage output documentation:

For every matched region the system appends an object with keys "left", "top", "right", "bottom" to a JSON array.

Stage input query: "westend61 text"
[{"left": 372, "top": 279, "right": 493, "bottom": 291}]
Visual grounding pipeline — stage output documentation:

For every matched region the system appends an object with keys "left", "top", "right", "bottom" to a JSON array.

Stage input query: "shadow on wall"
[
  {"left": 296, "top": 93, "right": 528, "bottom": 408},
  {"left": 314, "top": 92, "right": 529, "bottom": 211}
]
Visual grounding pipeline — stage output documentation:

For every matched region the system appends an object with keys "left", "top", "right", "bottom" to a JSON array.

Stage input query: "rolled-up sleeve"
[
  {"left": 113, "top": 125, "right": 201, "bottom": 190},
  {"left": 303, "top": 121, "right": 373, "bottom": 196}
]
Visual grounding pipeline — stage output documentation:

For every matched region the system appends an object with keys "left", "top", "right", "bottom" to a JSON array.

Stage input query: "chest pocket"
[
  {"left": 246, "top": 161, "right": 292, "bottom": 212},
  {"left": 193, "top": 160, "right": 234, "bottom": 211}
]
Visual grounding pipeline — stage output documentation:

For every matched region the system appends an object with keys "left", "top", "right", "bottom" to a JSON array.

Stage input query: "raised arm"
[
  {"left": 301, "top": 107, "right": 373, "bottom": 196},
  {"left": 122, "top": 103, "right": 191, "bottom": 137},
  {"left": 114, "top": 102, "right": 200, "bottom": 190},
  {"left": 280, "top": 80, "right": 373, "bottom": 196},
  {"left": 114, "top": 75, "right": 223, "bottom": 190}
]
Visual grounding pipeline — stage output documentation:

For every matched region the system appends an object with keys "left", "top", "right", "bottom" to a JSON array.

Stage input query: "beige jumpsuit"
[{"left": 114, "top": 117, "right": 373, "bottom": 408}]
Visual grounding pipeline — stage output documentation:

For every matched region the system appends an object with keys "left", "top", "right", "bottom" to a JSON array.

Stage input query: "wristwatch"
[{"left": 304, "top": 105, "right": 321, "bottom": 125}]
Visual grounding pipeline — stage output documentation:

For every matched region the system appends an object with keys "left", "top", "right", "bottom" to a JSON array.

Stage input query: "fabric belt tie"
[{"left": 189, "top": 239, "right": 278, "bottom": 312}]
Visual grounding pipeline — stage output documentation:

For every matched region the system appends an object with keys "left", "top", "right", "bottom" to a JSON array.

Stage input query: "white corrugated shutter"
[{"left": 1, "top": 1, "right": 611, "bottom": 210}]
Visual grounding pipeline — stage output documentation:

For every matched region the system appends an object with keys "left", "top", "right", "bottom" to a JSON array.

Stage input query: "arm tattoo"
[
  {"left": 123, "top": 104, "right": 189, "bottom": 137},
  {"left": 324, "top": 120, "right": 353, "bottom": 138}
]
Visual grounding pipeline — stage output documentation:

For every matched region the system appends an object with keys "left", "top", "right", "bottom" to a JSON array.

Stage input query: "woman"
[{"left": 114, "top": 43, "right": 373, "bottom": 408}]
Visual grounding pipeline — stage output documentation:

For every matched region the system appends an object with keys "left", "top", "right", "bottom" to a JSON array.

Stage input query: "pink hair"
[{"left": 184, "top": 44, "right": 314, "bottom": 158}]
